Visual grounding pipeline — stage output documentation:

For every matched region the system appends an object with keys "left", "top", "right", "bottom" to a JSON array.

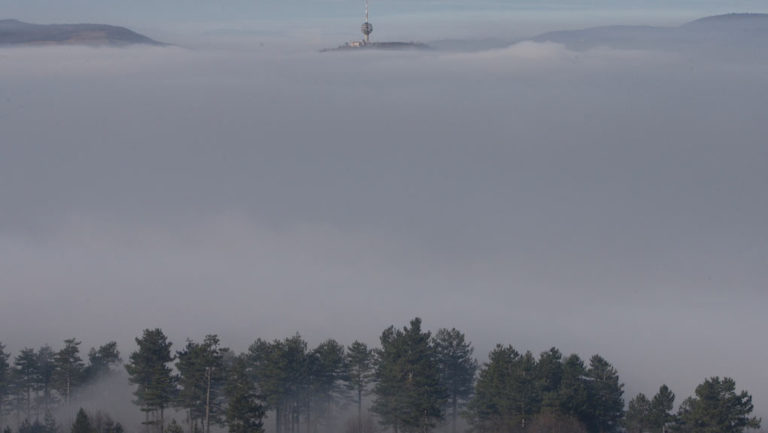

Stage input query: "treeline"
[
  {"left": 1, "top": 318, "right": 762, "bottom": 433},
  {"left": 0, "top": 340, "right": 122, "bottom": 428}
]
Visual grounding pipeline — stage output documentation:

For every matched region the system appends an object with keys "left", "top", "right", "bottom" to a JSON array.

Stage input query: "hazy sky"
[
  {"left": 1, "top": 1, "right": 768, "bottom": 424},
  {"left": 2, "top": 0, "right": 767, "bottom": 27}
]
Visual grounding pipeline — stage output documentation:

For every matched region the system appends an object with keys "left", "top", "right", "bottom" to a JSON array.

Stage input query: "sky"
[
  {"left": 1, "top": 0, "right": 768, "bottom": 425},
  {"left": 1, "top": 0, "right": 767, "bottom": 31}
]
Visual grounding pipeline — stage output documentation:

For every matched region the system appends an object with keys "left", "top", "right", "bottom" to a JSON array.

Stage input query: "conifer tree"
[
  {"left": 648, "top": 385, "right": 675, "bottom": 433},
  {"left": 555, "top": 354, "right": 590, "bottom": 422},
  {"left": 126, "top": 329, "right": 177, "bottom": 433},
  {"left": 625, "top": 393, "right": 651, "bottom": 433},
  {"left": 676, "top": 377, "right": 760, "bottom": 433},
  {"left": 176, "top": 335, "right": 228, "bottom": 433},
  {"left": 537, "top": 348, "right": 564, "bottom": 409},
  {"left": 35, "top": 347, "right": 57, "bottom": 415},
  {"left": 584, "top": 354, "right": 624, "bottom": 433},
  {"left": 224, "top": 356, "right": 264, "bottom": 433},
  {"left": 71, "top": 409, "right": 92, "bottom": 433},
  {"left": 432, "top": 328, "right": 477, "bottom": 433},
  {"left": 308, "top": 339, "right": 346, "bottom": 430},
  {"left": 371, "top": 318, "right": 446, "bottom": 433},
  {"left": 0, "top": 344, "right": 10, "bottom": 429},
  {"left": 465, "top": 345, "right": 522, "bottom": 433},
  {"left": 14, "top": 348, "right": 39, "bottom": 421},
  {"left": 54, "top": 339, "right": 84, "bottom": 406},
  {"left": 83, "top": 342, "right": 121, "bottom": 385},
  {"left": 466, "top": 346, "right": 542, "bottom": 432},
  {"left": 344, "top": 342, "right": 374, "bottom": 433},
  {"left": 248, "top": 335, "right": 309, "bottom": 433}
]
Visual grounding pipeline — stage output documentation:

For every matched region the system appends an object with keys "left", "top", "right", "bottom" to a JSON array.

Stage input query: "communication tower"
[{"left": 361, "top": 0, "right": 373, "bottom": 43}]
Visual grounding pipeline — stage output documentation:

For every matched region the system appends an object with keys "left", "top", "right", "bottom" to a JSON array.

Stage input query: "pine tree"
[
  {"left": 176, "top": 335, "right": 228, "bottom": 433},
  {"left": 0, "top": 344, "right": 10, "bottom": 429},
  {"left": 647, "top": 385, "right": 674, "bottom": 433},
  {"left": 71, "top": 409, "right": 92, "bottom": 433},
  {"left": 83, "top": 342, "right": 120, "bottom": 384},
  {"left": 625, "top": 393, "right": 651, "bottom": 433},
  {"left": 344, "top": 342, "right": 374, "bottom": 433},
  {"left": 676, "top": 377, "right": 760, "bottom": 433},
  {"left": 536, "top": 348, "right": 564, "bottom": 410},
  {"left": 224, "top": 356, "right": 265, "bottom": 433},
  {"left": 584, "top": 355, "right": 624, "bottom": 433},
  {"left": 465, "top": 345, "right": 541, "bottom": 432},
  {"left": 54, "top": 339, "right": 84, "bottom": 407},
  {"left": 248, "top": 335, "right": 309, "bottom": 433},
  {"left": 308, "top": 339, "right": 346, "bottom": 431},
  {"left": 35, "top": 347, "right": 57, "bottom": 416},
  {"left": 14, "top": 348, "right": 39, "bottom": 421},
  {"left": 371, "top": 318, "right": 446, "bottom": 433},
  {"left": 125, "top": 329, "right": 177, "bottom": 433},
  {"left": 554, "top": 354, "right": 590, "bottom": 425},
  {"left": 465, "top": 345, "right": 522, "bottom": 433},
  {"left": 432, "top": 328, "right": 477, "bottom": 433}
]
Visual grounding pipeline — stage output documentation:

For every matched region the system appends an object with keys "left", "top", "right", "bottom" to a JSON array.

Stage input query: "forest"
[{"left": 0, "top": 318, "right": 760, "bottom": 433}]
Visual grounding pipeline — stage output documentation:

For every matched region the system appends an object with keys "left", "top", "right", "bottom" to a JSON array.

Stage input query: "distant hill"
[
  {"left": 682, "top": 12, "right": 768, "bottom": 31},
  {"left": 0, "top": 19, "right": 163, "bottom": 46},
  {"left": 530, "top": 13, "right": 768, "bottom": 53}
]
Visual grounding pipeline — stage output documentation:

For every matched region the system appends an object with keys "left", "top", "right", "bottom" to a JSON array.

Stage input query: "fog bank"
[{"left": 1, "top": 20, "right": 767, "bottom": 420}]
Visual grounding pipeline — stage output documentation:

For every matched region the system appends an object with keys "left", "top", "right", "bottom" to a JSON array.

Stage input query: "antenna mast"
[{"left": 361, "top": 0, "right": 373, "bottom": 43}]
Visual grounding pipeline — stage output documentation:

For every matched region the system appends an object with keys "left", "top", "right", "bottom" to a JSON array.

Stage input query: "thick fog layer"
[{"left": 1, "top": 13, "right": 767, "bottom": 421}]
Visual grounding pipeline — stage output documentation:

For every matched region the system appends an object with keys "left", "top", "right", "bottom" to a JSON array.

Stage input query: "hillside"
[
  {"left": 530, "top": 13, "right": 768, "bottom": 53},
  {"left": 0, "top": 19, "right": 163, "bottom": 46}
]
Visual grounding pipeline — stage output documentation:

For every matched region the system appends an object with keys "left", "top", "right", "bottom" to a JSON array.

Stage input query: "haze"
[{"left": 1, "top": 0, "right": 767, "bottom": 424}]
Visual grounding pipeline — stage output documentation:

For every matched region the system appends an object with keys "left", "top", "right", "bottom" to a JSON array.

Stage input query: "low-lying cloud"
[{"left": 1, "top": 28, "right": 767, "bottom": 420}]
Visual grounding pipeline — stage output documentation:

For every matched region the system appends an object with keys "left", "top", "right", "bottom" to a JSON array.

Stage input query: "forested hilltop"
[{"left": 0, "top": 318, "right": 760, "bottom": 433}]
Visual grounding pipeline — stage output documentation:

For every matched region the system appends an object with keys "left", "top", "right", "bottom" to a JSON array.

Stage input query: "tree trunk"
[
  {"left": 357, "top": 388, "right": 362, "bottom": 433},
  {"left": 452, "top": 395, "right": 457, "bottom": 433},
  {"left": 26, "top": 386, "right": 31, "bottom": 421},
  {"left": 205, "top": 367, "right": 212, "bottom": 433}
]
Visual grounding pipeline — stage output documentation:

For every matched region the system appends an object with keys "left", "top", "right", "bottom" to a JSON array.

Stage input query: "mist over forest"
[
  {"left": 0, "top": 321, "right": 761, "bottom": 433},
  {"left": 1, "top": 3, "right": 767, "bottom": 433}
]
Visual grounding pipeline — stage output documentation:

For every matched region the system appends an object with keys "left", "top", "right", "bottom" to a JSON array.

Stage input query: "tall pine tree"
[
  {"left": 584, "top": 355, "right": 624, "bottom": 433},
  {"left": 624, "top": 393, "right": 651, "bottom": 433},
  {"left": 433, "top": 328, "right": 477, "bottom": 433},
  {"left": 176, "top": 335, "right": 227, "bottom": 433},
  {"left": 35, "top": 347, "right": 57, "bottom": 416},
  {"left": 648, "top": 385, "right": 675, "bottom": 433},
  {"left": 307, "top": 339, "right": 346, "bottom": 432},
  {"left": 676, "top": 377, "right": 760, "bottom": 433},
  {"left": 0, "top": 344, "right": 10, "bottom": 429},
  {"left": 54, "top": 339, "right": 84, "bottom": 407},
  {"left": 371, "top": 318, "right": 446, "bottom": 433},
  {"left": 344, "top": 342, "right": 374, "bottom": 433},
  {"left": 126, "top": 329, "right": 177, "bottom": 433},
  {"left": 224, "top": 356, "right": 264, "bottom": 433},
  {"left": 14, "top": 348, "right": 39, "bottom": 421}
]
